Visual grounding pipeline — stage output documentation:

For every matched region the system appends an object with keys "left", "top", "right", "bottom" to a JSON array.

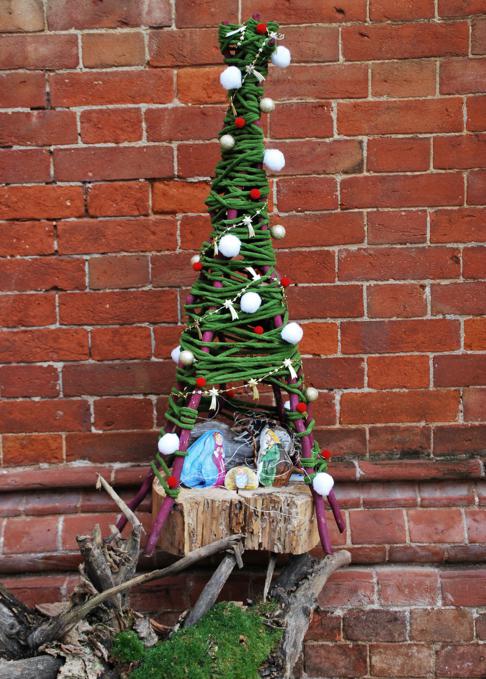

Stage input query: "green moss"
[
  {"left": 112, "top": 630, "right": 145, "bottom": 664},
  {"left": 126, "top": 602, "right": 282, "bottom": 679}
]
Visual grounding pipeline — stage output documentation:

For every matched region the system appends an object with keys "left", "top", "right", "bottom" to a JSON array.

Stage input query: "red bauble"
[
  {"left": 167, "top": 475, "right": 178, "bottom": 489},
  {"left": 296, "top": 402, "right": 307, "bottom": 413},
  {"left": 281, "top": 276, "right": 291, "bottom": 287},
  {"left": 192, "top": 261, "right": 203, "bottom": 271},
  {"left": 226, "top": 388, "right": 236, "bottom": 398},
  {"left": 195, "top": 376, "right": 206, "bottom": 388},
  {"left": 321, "top": 449, "right": 332, "bottom": 460},
  {"left": 254, "top": 325, "right": 264, "bottom": 335},
  {"left": 235, "top": 116, "right": 246, "bottom": 128},
  {"left": 250, "top": 188, "right": 261, "bottom": 200},
  {"left": 256, "top": 22, "right": 267, "bottom": 34}
]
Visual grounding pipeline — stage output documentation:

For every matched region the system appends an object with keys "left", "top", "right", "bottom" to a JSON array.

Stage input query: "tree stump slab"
[{"left": 153, "top": 480, "right": 320, "bottom": 556}]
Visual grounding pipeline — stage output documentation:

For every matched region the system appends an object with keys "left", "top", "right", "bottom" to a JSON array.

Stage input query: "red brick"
[
  {"left": 303, "top": 357, "right": 364, "bottom": 389},
  {"left": 62, "top": 513, "right": 117, "bottom": 550},
  {"left": 149, "top": 28, "right": 219, "bottom": 67},
  {"left": 468, "top": 169, "right": 486, "bottom": 204},
  {"left": 338, "top": 99, "right": 463, "bottom": 136},
  {"left": 89, "top": 255, "right": 149, "bottom": 290},
  {"left": 467, "top": 95, "right": 486, "bottom": 131},
  {"left": 463, "top": 246, "right": 485, "bottom": 279},
  {"left": 0, "top": 72, "right": 45, "bottom": 107},
  {"left": 465, "top": 318, "right": 486, "bottom": 350},
  {"left": 442, "top": 569, "right": 486, "bottom": 605},
  {"left": 50, "top": 70, "right": 173, "bottom": 106},
  {"left": 439, "top": 0, "right": 486, "bottom": 16},
  {"left": 441, "top": 58, "right": 486, "bottom": 94},
  {"left": 180, "top": 214, "right": 214, "bottom": 250},
  {"left": 273, "top": 213, "right": 365, "bottom": 249},
  {"left": 246, "top": 0, "right": 366, "bottom": 21},
  {"left": 277, "top": 25, "right": 339, "bottom": 63},
  {"left": 58, "top": 217, "right": 176, "bottom": 255},
  {"left": 0, "top": 110, "right": 76, "bottom": 146},
  {"left": 431, "top": 207, "right": 486, "bottom": 242},
  {"left": 60, "top": 290, "right": 177, "bottom": 325},
  {"left": 342, "top": 173, "right": 463, "bottom": 209},
  {"left": 93, "top": 398, "right": 153, "bottom": 431},
  {"left": 87, "top": 182, "right": 149, "bottom": 217},
  {"left": 0, "top": 0, "right": 44, "bottom": 31},
  {"left": 466, "top": 509, "right": 486, "bottom": 543},
  {"left": 91, "top": 326, "right": 152, "bottom": 361},
  {"left": 153, "top": 326, "right": 184, "bottom": 359},
  {"left": 436, "top": 644, "right": 486, "bottom": 678},
  {"left": 0, "top": 399, "right": 89, "bottom": 434},
  {"left": 277, "top": 177, "right": 337, "bottom": 212},
  {"left": 0, "top": 293, "right": 55, "bottom": 327},
  {"left": 342, "top": 319, "right": 460, "bottom": 354},
  {"left": 277, "top": 139, "right": 363, "bottom": 176},
  {"left": 152, "top": 252, "right": 200, "bottom": 288},
  {"left": 3, "top": 434, "right": 63, "bottom": 465},
  {"left": 275, "top": 250, "right": 335, "bottom": 285},
  {"left": 146, "top": 105, "right": 224, "bottom": 142},
  {"left": 54, "top": 145, "right": 172, "bottom": 182},
  {"left": 360, "top": 481, "right": 418, "bottom": 509},
  {"left": 464, "top": 387, "right": 486, "bottom": 420},
  {"left": 177, "top": 66, "right": 225, "bottom": 104},
  {"left": 313, "top": 428, "right": 367, "bottom": 457},
  {"left": 0, "top": 33, "right": 77, "bottom": 69},
  {"left": 176, "top": 0, "right": 237, "bottom": 27},
  {"left": 371, "top": 61, "right": 436, "bottom": 98},
  {"left": 0, "top": 185, "right": 84, "bottom": 220},
  {"left": 82, "top": 32, "right": 145, "bottom": 68},
  {"left": 478, "top": 613, "right": 486, "bottom": 639},
  {"left": 370, "top": 644, "right": 434, "bottom": 677},
  {"left": 408, "top": 508, "right": 465, "bottom": 543},
  {"left": 0, "top": 257, "right": 85, "bottom": 292},
  {"left": 289, "top": 285, "right": 363, "bottom": 319},
  {"left": 298, "top": 322, "right": 338, "bottom": 356},
  {"left": 370, "top": 0, "right": 435, "bottom": 20},
  {"left": 66, "top": 430, "right": 158, "bottom": 463},
  {"left": 0, "top": 149, "right": 50, "bottom": 183},
  {"left": 350, "top": 508, "right": 406, "bottom": 544},
  {"left": 0, "top": 328, "right": 88, "bottom": 362},
  {"left": 306, "top": 611, "right": 342, "bottom": 642},
  {"left": 63, "top": 361, "right": 174, "bottom": 397},
  {"left": 411, "top": 609, "right": 473, "bottom": 642},
  {"left": 304, "top": 643, "right": 367, "bottom": 678},
  {"left": 367, "top": 283, "right": 427, "bottom": 319},
  {"left": 46, "top": 0, "right": 143, "bottom": 29},
  {"left": 339, "top": 247, "right": 459, "bottom": 281},
  {"left": 359, "top": 459, "right": 482, "bottom": 481},
  {"left": 369, "top": 426, "right": 431, "bottom": 456},
  {"left": 319, "top": 569, "right": 375, "bottom": 606},
  {"left": 368, "top": 137, "right": 430, "bottom": 173},
  {"left": 368, "top": 210, "right": 427, "bottom": 245},
  {"left": 432, "top": 282, "right": 486, "bottom": 315},
  {"left": 80, "top": 108, "right": 143, "bottom": 144},
  {"left": 434, "top": 134, "right": 486, "bottom": 169},
  {"left": 4, "top": 516, "right": 58, "bottom": 554},
  {"left": 269, "top": 102, "right": 333, "bottom": 139},
  {"left": 368, "top": 355, "right": 429, "bottom": 389},
  {"left": 378, "top": 567, "right": 440, "bottom": 605},
  {"left": 268, "top": 64, "right": 368, "bottom": 101},
  {"left": 434, "top": 424, "right": 486, "bottom": 454},
  {"left": 344, "top": 609, "right": 406, "bottom": 642},
  {"left": 419, "top": 481, "right": 475, "bottom": 507},
  {"left": 0, "top": 365, "right": 58, "bottom": 398},
  {"left": 152, "top": 180, "right": 209, "bottom": 213},
  {"left": 177, "top": 142, "right": 220, "bottom": 179},
  {"left": 341, "top": 390, "right": 459, "bottom": 425},
  {"left": 0, "top": 221, "right": 54, "bottom": 256}
]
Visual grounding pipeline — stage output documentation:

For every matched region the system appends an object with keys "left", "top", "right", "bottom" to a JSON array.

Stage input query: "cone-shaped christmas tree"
[{"left": 119, "top": 16, "right": 344, "bottom": 556}]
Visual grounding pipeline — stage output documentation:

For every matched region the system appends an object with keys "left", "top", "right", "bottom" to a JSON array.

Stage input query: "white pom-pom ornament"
[
  {"left": 171, "top": 345, "right": 181, "bottom": 364},
  {"left": 260, "top": 97, "right": 275, "bottom": 113},
  {"left": 312, "top": 472, "right": 334, "bottom": 497},
  {"left": 218, "top": 234, "right": 241, "bottom": 258},
  {"left": 220, "top": 134, "right": 235, "bottom": 150},
  {"left": 284, "top": 400, "right": 291, "bottom": 411},
  {"left": 271, "top": 224, "right": 286, "bottom": 240},
  {"left": 240, "top": 291, "right": 262, "bottom": 314},
  {"left": 190, "top": 254, "right": 200, "bottom": 265},
  {"left": 220, "top": 65, "right": 242, "bottom": 90},
  {"left": 158, "top": 432, "right": 180, "bottom": 455},
  {"left": 271, "top": 45, "right": 291, "bottom": 68},
  {"left": 263, "top": 149, "right": 285, "bottom": 172},
  {"left": 179, "top": 349, "right": 195, "bottom": 366},
  {"left": 281, "top": 322, "right": 303, "bottom": 345},
  {"left": 305, "top": 386, "right": 319, "bottom": 402}
]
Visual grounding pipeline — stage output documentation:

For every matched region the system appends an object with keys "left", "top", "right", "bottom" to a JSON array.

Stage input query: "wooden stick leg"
[
  {"left": 263, "top": 553, "right": 277, "bottom": 602},
  {"left": 313, "top": 489, "right": 333, "bottom": 555},
  {"left": 116, "top": 469, "right": 154, "bottom": 532},
  {"left": 327, "top": 489, "right": 345, "bottom": 533}
]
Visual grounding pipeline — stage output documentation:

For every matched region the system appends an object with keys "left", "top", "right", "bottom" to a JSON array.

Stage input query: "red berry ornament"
[
  {"left": 195, "top": 376, "right": 206, "bottom": 388},
  {"left": 226, "top": 388, "right": 236, "bottom": 398},
  {"left": 296, "top": 402, "right": 307, "bottom": 413},
  {"left": 192, "top": 261, "right": 203, "bottom": 271},
  {"left": 281, "top": 276, "right": 291, "bottom": 287},
  {"left": 256, "top": 22, "right": 267, "bottom": 34},
  {"left": 167, "top": 475, "right": 178, "bottom": 489},
  {"left": 250, "top": 188, "right": 261, "bottom": 200},
  {"left": 235, "top": 116, "right": 246, "bottom": 128},
  {"left": 321, "top": 449, "right": 332, "bottom": 460},
  {"left": 254, "top": 325, "right": 264, "bottom": 335}
]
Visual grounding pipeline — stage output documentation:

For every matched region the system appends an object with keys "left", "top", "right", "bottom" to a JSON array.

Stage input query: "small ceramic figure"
[
  {"left": 256, "top": 427, "right": 293, "bottom": 487},
  {"left": 181, "top": 430, "right": 226, "bottom": 488},
  {"left": 224, "top": 465, "right": 258, "bottom": 491}
]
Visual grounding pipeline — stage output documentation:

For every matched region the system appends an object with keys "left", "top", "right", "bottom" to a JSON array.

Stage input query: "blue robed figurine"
[{"left": 181, "top": 430, "right": 226, "bottom": 488}]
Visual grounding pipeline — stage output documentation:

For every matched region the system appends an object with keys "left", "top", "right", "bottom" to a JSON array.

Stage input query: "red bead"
[
  {"left": 167, "top": 475, "right": 178, "bottom": 489},
  {"left": 256, "top": 22, "right": 267, "bottom": 34},
  {"left": 226, "top": 388, "right": 236, "bottom": 398},
  {"left": 235, "top": 116, "right": 246, "bottom": 128},
  {"left": 296, "top": 402, "right": 307, "bottom": 413},
  {"left": 249, "top": 188, "right": 261, "bottom": 200},
  {"left": 254, "top": 325, "right": 264, "bottom": 335},
  {"left": 192, "top": 261, "right": 203, "bottom": 271},
  {"left": 195, "top": 376, "right": 206, "bottom": 388},
  {"left": 321, "top": 449, "right": 332, "bottom": 460},
  {"left": 280, "top": 276, "right": 291, "bottom": 287}
]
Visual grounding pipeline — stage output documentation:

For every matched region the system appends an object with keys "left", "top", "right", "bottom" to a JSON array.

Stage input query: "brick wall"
[{"left": 0, "top": 1, "right": 485, "bottom": 677}]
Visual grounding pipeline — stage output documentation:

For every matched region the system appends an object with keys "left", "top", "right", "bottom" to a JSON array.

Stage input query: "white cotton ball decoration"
[
  {"left": 284, "top": 400, "right": 291, "bottom": 411},
  {"left": 218, "top": 233, "right": 241, "bottom": 258},
  {"left": 171, "top": 345, "right": 181, "bottom": 364},
  {"left": 220, "top": 134, "right": 235, "bottom": 150},
  {"left": 190, "top": 254, "right": 200, "bottom": 265},
  {"left": 281, "top": 322, "right": 303, "bottom": 345},
  {"left": 305, "top": 386, "right": 319, "bottom": 402},
  {"left": 220, "top": 65, "right": 242, "bottom": 90},
  {"left": 312, "top": 472, "right": 335, "bottom": 497},
  {"left": 263, "top": 149, "right": 286, "bottom": 172},
  {"left": 271, "top": 45, "right": 291, "bottom": 68},
  {"left": 179, "top": 349, "right": 195, "bottom": 366},
  {"left": 158, "top": 432, "right": 180, "bottom": 456},
  {"left": 271, "top": 224, "right": 286, "bottom": 239},
  {"left": 260, "top": 97, "right": 275, "bottom": 113},
  {"left": 240, "top": 291, "right": 262, "bottom": 314}
]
